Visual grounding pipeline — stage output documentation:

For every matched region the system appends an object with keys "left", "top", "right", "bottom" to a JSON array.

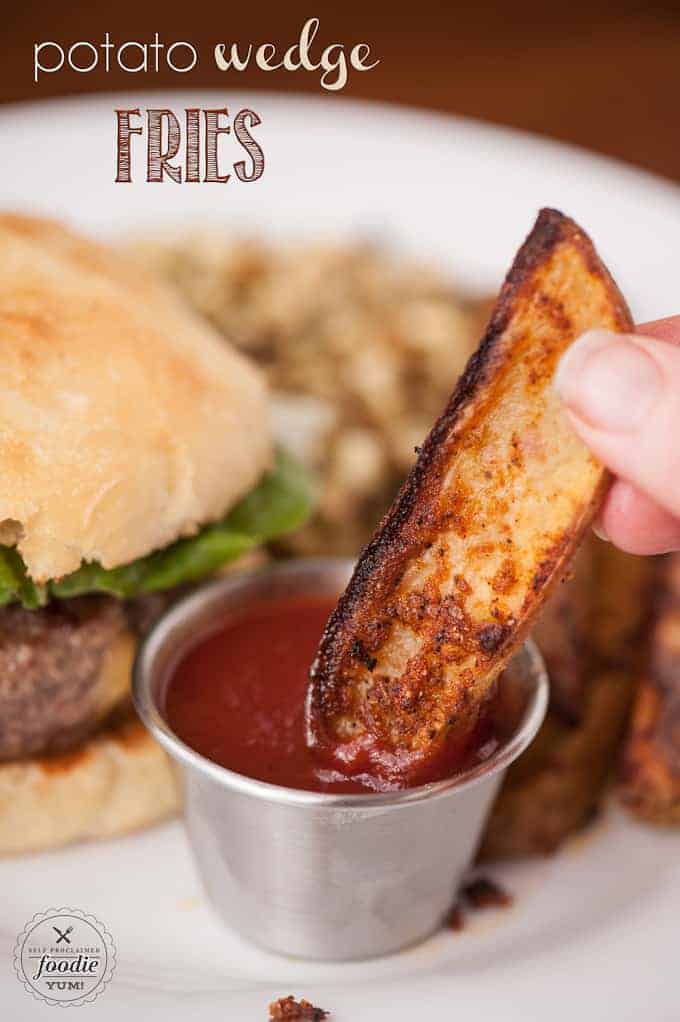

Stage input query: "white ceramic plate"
[{"left": 1, "top": 93, "right": 679, "bottom": 1022}]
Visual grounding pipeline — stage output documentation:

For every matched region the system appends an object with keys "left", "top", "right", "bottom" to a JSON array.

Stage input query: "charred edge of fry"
[{"left": 309, "top": 208, "right": 633, "bottom": 746}]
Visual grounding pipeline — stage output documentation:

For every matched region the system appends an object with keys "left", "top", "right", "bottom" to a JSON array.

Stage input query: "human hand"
[{"left": 555, "top": 315, "right": 680, "bottom": 555}]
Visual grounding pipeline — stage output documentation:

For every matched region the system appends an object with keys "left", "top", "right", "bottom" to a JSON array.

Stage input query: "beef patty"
[
  {"left": 0, "top": 597, "right": 133, "bottom": 761},
  {"left": 0, "top": 577, "right": 238, "bottom": 762}
]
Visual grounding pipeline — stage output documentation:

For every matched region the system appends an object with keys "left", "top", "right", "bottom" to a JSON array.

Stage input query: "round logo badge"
[{"left": 14, "top": 908, "right": 116, "bottom": 1007}]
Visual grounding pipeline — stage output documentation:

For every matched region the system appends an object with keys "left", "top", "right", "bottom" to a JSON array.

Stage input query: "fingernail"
[
  {"left": 554, "top": 329, "right": 662, "bottom": 432},
  {"left": 591, "top": 519, "right": 610, "bottom": 543}
]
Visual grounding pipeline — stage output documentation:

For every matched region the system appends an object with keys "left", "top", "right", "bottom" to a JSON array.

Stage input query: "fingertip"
[
  {"left": 599, "top": 479, "right": 680, "bottom": 555},
  {"left": 556, "top": 333, "right": 661, "bottom": 434}
]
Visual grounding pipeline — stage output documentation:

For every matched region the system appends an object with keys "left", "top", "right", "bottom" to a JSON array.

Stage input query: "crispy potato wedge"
[
  {"left": 307, "top": 209, "right": 632, "bottom": 767},
  {"left": 619, "top": 553, "right": 680, "bottom": 824}
]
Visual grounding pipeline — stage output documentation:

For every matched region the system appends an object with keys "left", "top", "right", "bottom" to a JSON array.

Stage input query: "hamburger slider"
[{"left": 0, "top": 214, "right": 311, "bottom": 854}]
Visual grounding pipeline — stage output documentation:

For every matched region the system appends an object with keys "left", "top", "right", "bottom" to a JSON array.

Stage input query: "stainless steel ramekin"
[{"left": 133, "top": 557, "right": 548, "bottom": 960}]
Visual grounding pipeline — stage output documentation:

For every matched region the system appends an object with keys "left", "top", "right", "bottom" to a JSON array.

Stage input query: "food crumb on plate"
[
  {"left": 462, "top": 876, "right": 514, "bottom": 910},
  {"left": 445, "top": 899, "right": 465, "bottom": 931},
  {"left": 269, "top": 995, "right": 329, "bottom": 1019},
  {"left": 446, "top": 874, "right": 514, "bottom": 932}
]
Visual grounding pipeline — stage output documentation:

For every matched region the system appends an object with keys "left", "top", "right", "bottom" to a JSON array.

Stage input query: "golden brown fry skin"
[
  {"left": 482, "top": 541, "right": 652, "bottom": 859},
  {"left": 308, "top": 209, "right": 633, "bottom": 764},
  {"left": 619, "top": 553, "right": 680, "bottom": 824}
]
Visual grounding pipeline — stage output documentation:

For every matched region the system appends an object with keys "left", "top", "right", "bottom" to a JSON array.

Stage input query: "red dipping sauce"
[{"left": 164, "top": 596, "right": 500, "bottom": 794}]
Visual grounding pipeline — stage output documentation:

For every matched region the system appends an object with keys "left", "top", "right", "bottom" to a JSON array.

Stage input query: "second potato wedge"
[
  {"left": 619, "top": 553, "right": 680, "bottom": 824},
  {"left": 308, "top": 209, "right": 632, "bottom": 771}
]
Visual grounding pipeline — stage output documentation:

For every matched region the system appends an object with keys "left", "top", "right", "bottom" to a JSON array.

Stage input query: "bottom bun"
[{"left": 0, "top": 710, "right": 180, "bottom": 855}]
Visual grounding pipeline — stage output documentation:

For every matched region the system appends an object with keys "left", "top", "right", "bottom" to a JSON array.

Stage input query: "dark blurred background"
[{"left": 3, "top": 1, "right": 680, "bottom": 181}]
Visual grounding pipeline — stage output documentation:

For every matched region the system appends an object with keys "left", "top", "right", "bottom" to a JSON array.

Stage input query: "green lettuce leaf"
[
  {"left": 0, "top": 450, "right": 313, "bottom": 608},
  {"left": 0, "top": 547, "right": 48, "bottom": 609}
]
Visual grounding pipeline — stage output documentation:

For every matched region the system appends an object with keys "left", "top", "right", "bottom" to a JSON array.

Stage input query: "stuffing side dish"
[{"left": 133, "top": 233, "right": 485, "bottom": 555}]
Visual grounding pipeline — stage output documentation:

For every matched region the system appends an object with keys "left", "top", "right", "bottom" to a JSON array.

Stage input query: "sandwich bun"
[
  {"left": 0, "top": 709, "right": 179, "bottom": 855},
  {"left": 0, "top": 213, "right": 272, "bottom": 583}
]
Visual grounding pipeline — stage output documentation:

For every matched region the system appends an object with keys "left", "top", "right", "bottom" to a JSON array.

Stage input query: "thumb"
[{"left": 554, "top": 326, "right": 680, "bottom": 520}]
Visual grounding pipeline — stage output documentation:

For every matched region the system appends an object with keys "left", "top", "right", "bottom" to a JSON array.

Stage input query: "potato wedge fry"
[
  {"left": 307, "top": 209, "right": 632, "bottom": 769},
  {"left": 619, "top": 553, "right": 680, "bottom": 824},
  {"left": 482, "top": 540, "right": 652, "bottom": 859}
]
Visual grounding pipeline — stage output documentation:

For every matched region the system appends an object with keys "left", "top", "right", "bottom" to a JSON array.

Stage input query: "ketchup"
[{"left": 164, "top": 596, "right": 499, "bottom": 794}]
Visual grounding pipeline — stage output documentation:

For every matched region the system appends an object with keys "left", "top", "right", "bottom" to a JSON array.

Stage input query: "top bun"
[{"left": 0, "top": 214, "right": 272, "bottom": 582}]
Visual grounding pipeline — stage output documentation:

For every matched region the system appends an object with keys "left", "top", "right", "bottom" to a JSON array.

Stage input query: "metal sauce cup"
[{"left": 133, "top": 557, "right": 548, "bottom": 960}]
